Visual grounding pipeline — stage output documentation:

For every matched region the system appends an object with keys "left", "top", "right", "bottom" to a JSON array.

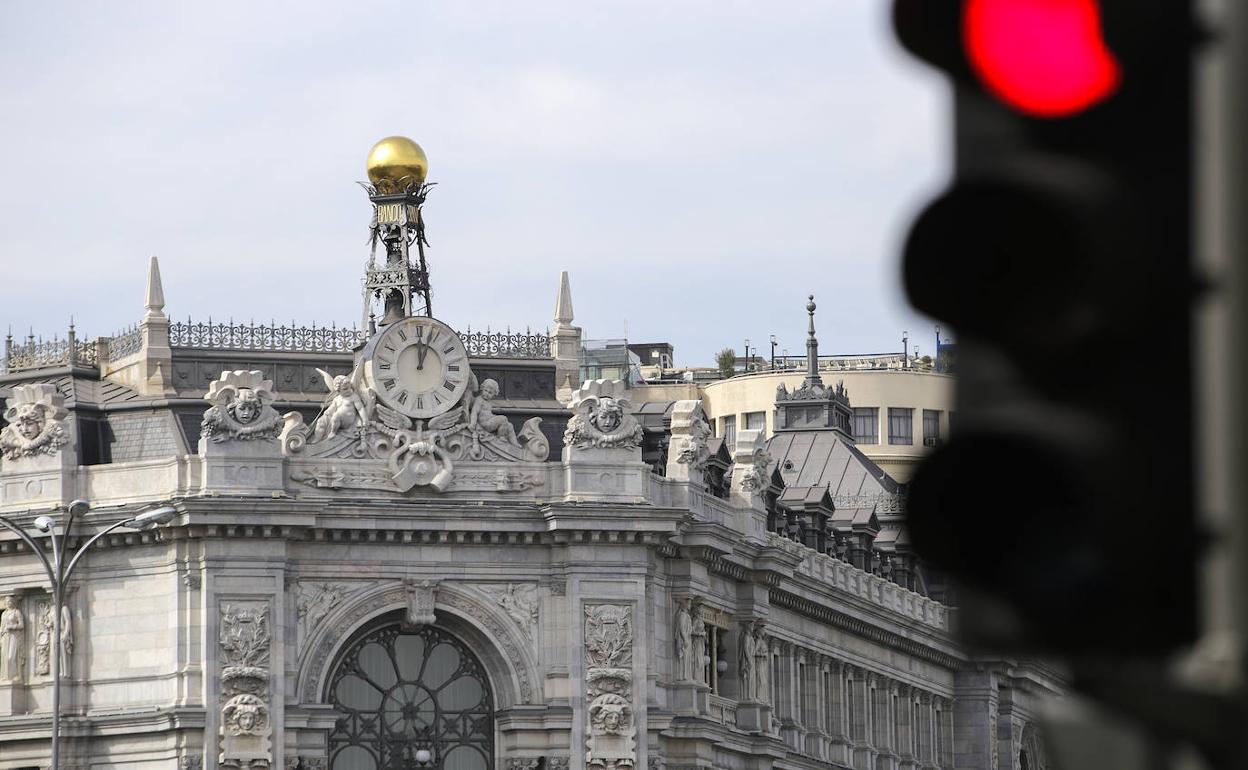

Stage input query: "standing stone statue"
[
  {"left": 751, "top": 623, "right": 770, "bottom": 705},
  {"left": 691, "top": 610, "right": 708, "bottom": 685},
  {"left": 59, "top": 605, "right": 72, "bottom": 676},
  {"left": 675, "top": 599, "right": 693, "bottom": 682},
  {"left": 0, "top": 597, "right": 24, "bottom": 681},
  {"left": 739, "top": 623, "right": 756, "bottom": 701}
]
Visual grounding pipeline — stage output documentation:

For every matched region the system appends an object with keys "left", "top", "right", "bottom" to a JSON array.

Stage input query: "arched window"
[{"left": 328, "top": 618, "right": 493, "bottom": 770}]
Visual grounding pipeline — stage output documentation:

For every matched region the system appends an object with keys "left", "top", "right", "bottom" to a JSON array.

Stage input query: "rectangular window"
[
  {"left": 888, "top": 408, "right": 913, "bottom": 445},
  {"left": 923, "top": 409, "right": 941, "bottom": 443},
  {"left": 744, "top": 411, "right": 766, "bottom": 432},
  {"left": 852, "top": 407, "right": 879, "bottom": 444},
  {"left": 722, "top": 415, "right": 737, "bottom": 449}
]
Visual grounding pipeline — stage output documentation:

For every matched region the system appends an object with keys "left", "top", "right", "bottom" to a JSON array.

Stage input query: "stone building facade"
[{"left": 0, "top": 150, "right": 1060, "bottom": 770}]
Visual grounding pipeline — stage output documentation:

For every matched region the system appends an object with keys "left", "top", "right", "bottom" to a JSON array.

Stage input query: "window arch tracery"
[{"left": 328, "top": 618, "right": 493, "bottom": 770}]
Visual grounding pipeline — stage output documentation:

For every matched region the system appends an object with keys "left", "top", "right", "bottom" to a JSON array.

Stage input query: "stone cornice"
[{"left": 768, "top": 588, "right": 964, "bottom": 670}]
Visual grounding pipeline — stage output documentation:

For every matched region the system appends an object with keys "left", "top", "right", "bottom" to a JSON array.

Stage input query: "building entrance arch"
[{"left": 327, "top": 615, "right": 494, "bottom": 770}]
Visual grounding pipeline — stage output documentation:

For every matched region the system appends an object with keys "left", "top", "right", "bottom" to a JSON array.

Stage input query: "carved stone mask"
[
  {"left": 15, "top": 404, "right": 45, "bottom": 441},
  {"left": 593, "top": 400, "right": 623, "bottom": 433},
  {"left": 232, "top": 391, "right": 261, "bottom": 424}
]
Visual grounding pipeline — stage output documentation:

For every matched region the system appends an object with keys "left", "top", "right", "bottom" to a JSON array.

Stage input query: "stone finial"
[
  {"left": 145, "top": 256, "right": 166, "bottom": 320},
  {"left": 555, "top": 270, "right": 574, "bottom": 327},
  {"left": 804, "top": 295, "right": 822, "bottom": 388},
  {"left": 0, "top": 384, "right": 71, "bottom": 461}
]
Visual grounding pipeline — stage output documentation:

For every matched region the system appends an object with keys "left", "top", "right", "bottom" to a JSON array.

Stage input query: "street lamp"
[
  {"left": 769, "top": 335, "right": 777, "bottom": 370},
  {"left": 0, "top": 499, "right": 177, "bottom": 769},
  {"left": 743, "top": 339, "right": 750, "bottom": 373}
]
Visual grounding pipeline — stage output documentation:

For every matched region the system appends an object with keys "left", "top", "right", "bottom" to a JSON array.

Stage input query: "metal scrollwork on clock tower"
[{"left": 361, "top": 135, "right": 435, "bottom": 328}]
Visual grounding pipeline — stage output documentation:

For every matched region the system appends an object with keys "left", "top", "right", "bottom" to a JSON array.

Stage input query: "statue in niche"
[
  {"left": 311, "top": 366, "right": 370, "bottom": 442},
  {"left": 751, "top": 622, "right": 770, "bottom": 705},
  {"left": 201, "top": 371, "right": 283, "bottom": 442},
  {"left": 59, "top": 605, "right": 72, "bottom": 676},
  {"left": 0, "top": 596, "right": 24, "bottom": 681},
  {"left": 739, "top": 622, "right": 756, "bottom": 701},
  {"left": 0, "top": 383, "right": 69, "bottom": 460},
  {"left": 674, "top": 599, "right": 693, "bottom": 682},
  {"left": 691, "top": 612, "right": 708, "bottom": 685}
]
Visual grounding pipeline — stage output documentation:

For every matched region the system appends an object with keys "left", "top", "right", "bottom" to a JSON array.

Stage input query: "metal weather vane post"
[{"left": 0, "top": 500, "right": 177, "bottom": 769}]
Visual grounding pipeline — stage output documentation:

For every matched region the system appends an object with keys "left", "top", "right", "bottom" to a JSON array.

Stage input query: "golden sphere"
[{"left": 366, "top": 136, "right": 428, "bottom": 192}]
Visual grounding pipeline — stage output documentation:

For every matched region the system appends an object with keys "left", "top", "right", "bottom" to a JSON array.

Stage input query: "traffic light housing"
[{"left": 895, "top": 0, "right": 1197, "bottom": 652}]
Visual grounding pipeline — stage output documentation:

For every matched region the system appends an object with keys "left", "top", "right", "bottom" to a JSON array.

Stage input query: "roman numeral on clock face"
[
  {"left": 379, "top": 360, "right": 391, "bottom": 370},
  {"left": 416, "top": 395, "right": 424, "bottom": 409},
  {"left": 443, "top": 380, "right": 455, "bottom": 392},
  {"left": 448, "top": 364, "right": 460, "bottom": 372},
  {"left": 397, "top": 391, "right": 409, "bottom": 405},
  {"left": 444, "top": 345, "right": 456, "bottom": 354},
  {"left": 382, "top": 378, "right": 396, "bottom": 390},
  {"left": 396, "top": 328, "right": 407, "bottom": 341}
]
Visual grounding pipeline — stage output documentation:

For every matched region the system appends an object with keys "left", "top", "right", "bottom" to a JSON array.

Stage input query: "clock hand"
[{"left": 416, "top": 341, "right": 429, "bottom": 370}]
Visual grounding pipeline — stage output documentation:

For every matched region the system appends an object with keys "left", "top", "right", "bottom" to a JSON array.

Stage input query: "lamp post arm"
[
  {"left": 0, "top": 514, "right": 56, "bottom": 585},
  {"left": 61, "top": 517, "right": 144, "bottom": 585}
]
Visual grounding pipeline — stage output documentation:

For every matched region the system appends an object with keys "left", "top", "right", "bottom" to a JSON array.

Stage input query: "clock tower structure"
[{"left": 361, "top": 135, "right": 435, "bottom": 328}]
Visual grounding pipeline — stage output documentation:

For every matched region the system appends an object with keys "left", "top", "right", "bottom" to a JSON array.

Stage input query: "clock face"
[{"left": 365, "top": 316, "right": 470, "bottom": 419}]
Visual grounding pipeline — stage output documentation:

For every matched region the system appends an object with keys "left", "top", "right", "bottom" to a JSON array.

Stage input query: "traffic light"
[{"left": 894, "top": 0, "right": 1197, "bottom": 652}]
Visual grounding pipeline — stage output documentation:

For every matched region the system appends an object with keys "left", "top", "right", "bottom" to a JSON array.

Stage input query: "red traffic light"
[{"left": 964, "top": 0, "right": 1122, "bottom": 117}]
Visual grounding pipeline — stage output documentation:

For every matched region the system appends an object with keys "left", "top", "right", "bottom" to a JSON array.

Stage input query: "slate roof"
[{"left": 766, "top": 430, "right": 899, "bottom": 497}]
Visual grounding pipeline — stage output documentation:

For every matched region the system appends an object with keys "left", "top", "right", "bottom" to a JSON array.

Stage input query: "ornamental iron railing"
[
  {"left": 2, "top": 330, "right": 98, "bottom": 374},
  {"left": 107, "top": 325, "right": 142, "bottom": 359},
  {"left": 168, "top": 318, "right": 552, "bottom": 358},
  {"left": 170, "top": 319, "right": 366, "bottom": 353}
]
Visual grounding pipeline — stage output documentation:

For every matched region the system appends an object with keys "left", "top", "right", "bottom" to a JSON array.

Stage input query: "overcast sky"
[{"left": 0, "top": 2, "right": 949, "bottom": 366}]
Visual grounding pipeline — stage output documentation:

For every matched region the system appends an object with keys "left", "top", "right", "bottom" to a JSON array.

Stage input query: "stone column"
[{"left": 953, "top": 668, "right": 1000, "bottom": 770}]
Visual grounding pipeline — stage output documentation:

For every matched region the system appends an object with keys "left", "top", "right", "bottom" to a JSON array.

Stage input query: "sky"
[{"left": 0, "top": 1, "right": 950, "bottom": 366}]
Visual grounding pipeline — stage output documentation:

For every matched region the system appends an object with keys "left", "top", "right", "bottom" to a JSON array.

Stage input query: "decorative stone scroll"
[
  {"left": 584, "top": 604, "right": 636, "bottom": 770},
  {"left": 402, "top": 579, "right": 438, "bottom": 628},
  {"left": 0, "top": 384, "right": 70, "bottom": 461},
  {"left": 219, "top": 601, "right": 272, "bottom": 770},
  {"left": 564, "top": 380, "right": 642, "bottom": 451},
  {"left": 667, "top": 400, "right": 711, "bottom": 482},
  {"left": 730, "top": 429, "right": 771, "bottom": 501},
  {"left": 281, "top": 362, "right": 549, "bottom": 495},
  {"left": 201, "top": 370, "right": 283, "bottom": 443}
]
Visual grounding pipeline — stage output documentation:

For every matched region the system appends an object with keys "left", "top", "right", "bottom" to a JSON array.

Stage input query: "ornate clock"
[{"left": 363, "top": 316, "right": 470, "bottom": 420}]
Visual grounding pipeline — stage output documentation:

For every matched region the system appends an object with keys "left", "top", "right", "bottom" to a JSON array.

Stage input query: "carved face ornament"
[
  {"left": 593, "top": 399, "right": 623, "bottom": 433},
  {"left": 15, "top": 404, "right": 45, "bottom": 440},
  {"left": 231, "top": 390, "right": 261, "bottom": 424}
]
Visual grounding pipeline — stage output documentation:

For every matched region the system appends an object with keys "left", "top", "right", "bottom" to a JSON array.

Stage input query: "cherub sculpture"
[
  {"left": 0, "top": 383, "right": 70, "bottom": 461},
  {"left": 311, "top": 366, "right": 370, "bottom": 442},
  {"left": 468, "top": 378, "right": 517, "bottom": 444},
  {"left": 200, "top": 370, "right": 282, "bottom": 442},
  {"left": 563, "top": 380, "right": 643, "bottom": 450}
]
